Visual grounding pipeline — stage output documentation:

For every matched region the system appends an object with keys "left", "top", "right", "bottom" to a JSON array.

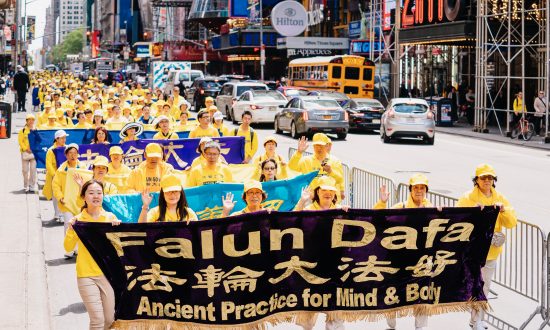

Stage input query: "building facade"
[{"left": 59, "top": 0, "right": 85, "bottom": 42}]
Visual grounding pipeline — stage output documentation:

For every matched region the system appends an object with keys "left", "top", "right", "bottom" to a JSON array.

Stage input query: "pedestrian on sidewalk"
[
  {"left": 12, "top": 65, "right": 30, "bottom": 112},
  {"left": 511, "top": 91, "right": 525, "bottom": 127},
  {"left": 18, "top": 113, "right": 37, "bottom": 193},
  {"left": 533, "top": 91, "right": 547, "bottom": 136},
  {"left": 43, "top": 130, "right": 68, "bottom": 222},
  {"left": 457, "top": 164, "right": 517, "bottom": 330},
  {"left": 64, "top": 180, "right": 120, "bottom": 330}
]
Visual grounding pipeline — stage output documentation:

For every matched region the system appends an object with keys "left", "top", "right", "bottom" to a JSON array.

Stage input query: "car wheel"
[
  {"left": 426, "top": 136, "right": 435, "bottom": 145},
  {"left": 337, "top": 133, "right": 347, "bottom": 140},
  {"left": 382, "top": 128, "right": 391, "bottom": 143},
  {"left": 274, "top": 118, "right": 282, "bottom": 134},
  {"left": 226, "top": 106, "right": 232, "bottom": 121},
  {"left": 290, "top": 121, "right": 300, "bottom": 139},
  {"left": 231, "top": 108, "right": 238, "bottom": 124}
]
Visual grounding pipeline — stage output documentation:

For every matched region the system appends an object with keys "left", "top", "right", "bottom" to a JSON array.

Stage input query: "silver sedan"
[{"left": 380, "top": 98, "right": 436, "bottom": 145}]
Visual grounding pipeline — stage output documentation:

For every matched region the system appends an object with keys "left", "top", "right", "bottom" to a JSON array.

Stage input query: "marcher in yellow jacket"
[
  {"left": 43, "top": 130, "right": 68, "bottom": 222},
  {"left": 64, "top": 180, "right": 119, "bottom": 329},
  {"left": 19, "top": 114, "right": 37, "bottom": 193},
  {"left": 126, "top": 143, "right": 174, "bottom": 193},
  {"left": 373, "top": 173, "right": 432, "bottom": 330},
  {"left": 289, "top": 135, "right": 344, "bottom": 196},
  {"left": 106, "top": 146, "right": 131, "bottom": 193},
  {"left": 52, "top": 143, "right": 82, "bottom": 236},
  {"left": 152, "top": 115, "right": 178, "bottom": 140},
  {"left": 230, "top": 111, "right": 258, "bottom": 163},
  {"left": 252, "top": 136, "right": 288, "bottom": 180},
  {"left": 73, "top": 156, "right": 118, "bottom": 209},
  {"left": 457, "top": 164, "right": 517, "bottom": 330}
]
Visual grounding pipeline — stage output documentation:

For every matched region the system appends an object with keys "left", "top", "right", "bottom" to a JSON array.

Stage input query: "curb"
[{"left": 436, "top": 128, "right": 550, "bottom": 151}]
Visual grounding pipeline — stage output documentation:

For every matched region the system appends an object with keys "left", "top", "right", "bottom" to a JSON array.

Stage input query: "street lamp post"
[{"left": 259, "top": 0, "right": 265, "bottom": 81}]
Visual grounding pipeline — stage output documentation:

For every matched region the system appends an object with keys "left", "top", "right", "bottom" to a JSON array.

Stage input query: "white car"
[
  {"left": 231, "top": 90, "right": 287, "bottom": 124},
  {"left": 380, "top": 98, "right": 435, "bottom": 144},
  {"left": 216, "top": 82, "right": 268, "bottom": 122},
  {"left": 164, "top": 69, "right": 204, "bottom": 95}
]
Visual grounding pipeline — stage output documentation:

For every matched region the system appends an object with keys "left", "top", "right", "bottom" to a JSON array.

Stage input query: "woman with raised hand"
[
  {"left": 220, "top": 180, "right": 270, "bottom": 217},
  {"left": 64, "top": 180, "right": 121, "bottom": 330},
  {"left": 138, "top": 174, "right": 198, "bottom": 223}
]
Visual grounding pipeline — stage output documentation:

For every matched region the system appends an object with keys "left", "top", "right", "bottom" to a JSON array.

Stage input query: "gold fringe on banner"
[{"left": 111, "top": 300, "right": 489, "bottom": 330}]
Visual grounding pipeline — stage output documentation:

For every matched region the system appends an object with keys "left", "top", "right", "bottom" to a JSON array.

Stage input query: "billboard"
[{"left": 26, "top": 16, "right": 35, "bottom": 43}]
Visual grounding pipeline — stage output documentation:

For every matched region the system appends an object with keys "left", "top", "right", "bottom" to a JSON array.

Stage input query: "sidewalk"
[
  {"left": 436, "top": 122, "right": 550, "bottom": 150},
  {"left": 0, "top": 101, "right": 50, "bottom": 329}
]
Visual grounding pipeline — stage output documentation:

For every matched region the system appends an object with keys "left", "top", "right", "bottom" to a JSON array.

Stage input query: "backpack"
[{"left": 233, "top": 127, "right": 255, "bottom": 145}]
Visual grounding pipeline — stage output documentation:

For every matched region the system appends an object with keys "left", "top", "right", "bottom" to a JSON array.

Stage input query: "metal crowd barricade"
[
  {"left": 288, "top": 147, "right": 352, "bottom": 203},
  {"left": 350, "top": 167, "right": 396, "bottom": 209}
]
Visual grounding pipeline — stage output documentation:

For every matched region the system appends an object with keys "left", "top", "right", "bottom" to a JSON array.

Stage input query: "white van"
[{"left": 164, "top": 70, "right": 204, "bottom": 94}]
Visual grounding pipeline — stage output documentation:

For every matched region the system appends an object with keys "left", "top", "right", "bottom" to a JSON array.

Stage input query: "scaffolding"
[{"left": 474, "top": 0, "right": 549, "bottom": 141}]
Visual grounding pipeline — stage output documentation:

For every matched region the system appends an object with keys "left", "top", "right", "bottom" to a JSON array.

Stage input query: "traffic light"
[
  {"left": 143, "top": 32, "right": 149, "bottom": 40},
  {"left": 86, "top": 30, "right": 91, "bottom": 45}
]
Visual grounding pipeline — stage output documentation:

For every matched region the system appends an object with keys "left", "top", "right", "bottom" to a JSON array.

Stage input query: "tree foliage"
[{"left": 48, "top": 29, "right": 84, "bottom": 65}]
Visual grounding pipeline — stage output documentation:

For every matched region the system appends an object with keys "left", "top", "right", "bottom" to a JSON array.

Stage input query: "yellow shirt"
[
  {"left": 457, "top": 187, "right": 517, "bottom": 260},
  {"left": 147, "top": 206, "right": 198, "bottom": 223},
  {"left": 18, "top": 126, "right": 32, "bottom": 152},
  {"left": 107, "top": 163, "right": 131, "bottom": 176},
  {"left": 304, "top": 201, "right": 339, "bottom": 210},
  {"left": 63, "top": 208, "right": 118, "bottom": 277},
  {"left": 289, "top": 151, "right": 344, "bottom": 192},
  {"left": 513, "top": 98, "right": 525, "bottom": 114},
  {"left": 152, "top": 131, "right": 179, "bottom": 140},
  {"left": 174, "top": 123, "right": 197, "bottom": 132},
  {"left": 189, "top": 154, "right": 228, "bottom": 169},
  {"left": 43, "top": 144, "right": 61, "bottom": 200},
  {"left": 231, "top": 126, "right": 258, "bottom": 160},
  {"left": 214, "top": 123, "right": 230, "bottom": 137},
  {"left": 126, "top": 162, "right": 174, "bottom": 193},
  {"left": 188, "top": 125, "right": 220, "bottom": 139},
  {"left": 252, "top": 153, "right": 289, "bottom": 180},
  {"left": 74, "top": 122, "right": 92, "bottom": 129},
  {"left": 56, "top": 117, "right": 74, "bottom": 128},
  {"left": 39, "top": 122, "right": 61, "bottom": 130},
  {"left": 52, "top": 161, "right": 83, "bottom": 213},
  {"left": 186, "top": 163, "right": 233, "bottom": 187}
]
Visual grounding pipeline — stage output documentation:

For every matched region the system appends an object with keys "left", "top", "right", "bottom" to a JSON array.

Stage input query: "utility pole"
[{"left": 259, "top": 0, "right": 264, "bottom": 81}]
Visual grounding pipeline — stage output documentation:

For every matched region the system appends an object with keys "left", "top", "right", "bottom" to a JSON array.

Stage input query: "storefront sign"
[
  {"left": 349, "top": 21, "right": 361, "bottom": 37},
  {"left": 350, "top": 40, "right": 384, "bottom": 54},
  {"left": 271, "top": 0, "right": 308, "bottom": 37},
  {"left": 277, "top": 37, "right": 349, "bottom": 49},
  {"left": 135, "top": 44, "right": 151, "bottom": 58},
  {"left": 287, "top": 48, "right": 336, "bottom": 57},
  {"left": 402, "top": 0, "right": 467, "bottom": 27},
  {"left": 227, "top": 55, "right": 260, "bottom": 62}
]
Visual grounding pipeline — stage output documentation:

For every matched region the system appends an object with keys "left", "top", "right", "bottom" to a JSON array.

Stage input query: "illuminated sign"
[
  {"left": 227, "top": 55, "right": 260, "bottom": 62},
  {"left": 350, "top": 40, "right": 384, "bottom": 54},
  {"left": 402, "top": 0, "right": 466, "bottom": 27}
]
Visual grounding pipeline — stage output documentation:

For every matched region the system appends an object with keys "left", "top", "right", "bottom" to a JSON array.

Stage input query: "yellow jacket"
[
  {"left": 513, "top": 98, "right": 525, "bottom": 114},
  {"left": 64, "top": 208, "right": 118, "bottom": 277},
  {"left": 231, "top": 126, "right": 258, "bottom": 160},
  {"left": 152, "top": 131, "right": 179, "bottom": 140},
  {"left": 18, "top": 126, "right": 32, "bottom": 152},
  {"left": 457, "top": 187, "right": 517, "bottom": 260},
  {"left": 126, "top": 161, "right": 174, "bottom": 193},
  {"left": 43, "top": 144, "right": 60, "bottom": 200},
  {"left": 289, "top": 151, "right": 344, "bottom": 191},
  {"left": 374, "top": 196, "right": 433, "bottom": 209},
  {"left": 52, "top": 160, "right": 82, "bottom": 213},
  {"left": 214, "top": 123, "right": 231, "bottom": 137},
  {"left": 188, "top": 125, "right": 220, "bottom": 138},
  {"left": 252, "top": 153, "right": 289, "bottom": 180}
]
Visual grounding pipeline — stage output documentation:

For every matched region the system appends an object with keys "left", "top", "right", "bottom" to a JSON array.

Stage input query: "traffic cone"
[{"left": 0, "top": 118, "right": 6, "bottom": 138}]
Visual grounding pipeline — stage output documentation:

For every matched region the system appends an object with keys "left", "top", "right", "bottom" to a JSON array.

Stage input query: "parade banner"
[
  {"left": 29, "top": 129, "right": 194, "bottom": 168},
  {"left": 102, "top": 171, "right": 317, "bottom": 221},
  {"left": 31, "top": 132, "right": 244, "bottom": 169},
  {"left": 73, "top": 207, "right": 497, "bottom": 329}
]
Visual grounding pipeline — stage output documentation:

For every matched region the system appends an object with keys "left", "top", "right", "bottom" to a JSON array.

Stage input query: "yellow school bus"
[{"left": 288, "top": 55, "right": 375, "bottom": 98}]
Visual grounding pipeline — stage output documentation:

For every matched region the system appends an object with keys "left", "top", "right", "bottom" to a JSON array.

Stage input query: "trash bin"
[
  {"left": 436, "top": 98, "right": 453, "bottom": 127},
  {"left": 0, "top": 101, "right": 12, "bottom": 138}
]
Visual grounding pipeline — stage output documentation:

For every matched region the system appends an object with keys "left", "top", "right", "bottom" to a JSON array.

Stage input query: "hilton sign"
[{"left": 402, "top": 0, "right": 467, "bottom": 27}]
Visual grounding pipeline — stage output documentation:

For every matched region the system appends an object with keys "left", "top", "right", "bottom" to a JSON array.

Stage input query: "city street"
[{"left": 2, "top": 108, "right": 549, "bottom": 329}]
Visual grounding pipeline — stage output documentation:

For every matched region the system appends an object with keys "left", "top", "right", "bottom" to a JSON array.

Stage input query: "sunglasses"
[{"left": 478, "top": 175, "right": 495, "bottom": 181}]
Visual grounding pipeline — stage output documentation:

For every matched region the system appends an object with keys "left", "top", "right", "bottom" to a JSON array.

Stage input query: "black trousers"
[
  {"left": 16, "top": 90, "right": 26, "bottom": 111},
  {"left": 533, "top": 116, "right": 544, "bottom": 135}
]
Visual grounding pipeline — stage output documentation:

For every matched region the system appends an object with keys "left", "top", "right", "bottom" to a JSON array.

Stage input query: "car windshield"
[
  {"left": 252, "top": 90, "right": 286, "bottom": 100},
  {"left": 236, "top": 85, "right": 267, "bottom": 96},
  {"left": 304, "top": 99, "right": 341, "bottom": 109},
  {"left": 286, "top": 89, "right": 309, "bottom": 97},
  {"left": 393, "top": 103, "right": 428, "bottom": 113},
  {"left": 315, "top": 91, "right": 348, "bottom": 99},
  {"left": 202, "top": 81, "right": 221, "bottom": 88}
]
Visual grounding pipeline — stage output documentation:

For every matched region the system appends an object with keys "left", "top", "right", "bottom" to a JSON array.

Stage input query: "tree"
[{"left": 48, "top": 29, "right": 84, "bottom": 65}]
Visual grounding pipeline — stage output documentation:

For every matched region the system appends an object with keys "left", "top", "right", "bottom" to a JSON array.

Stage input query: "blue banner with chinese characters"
[
  {"left": 103, "top": 171, "right": 317, "bottom": 222},
  {"left": 73, "top": 207, "right": 497, "bottom": 329},
  {"left": 45, "top": 137, "right": 244, "bottom": 170},
  {"left": 29, "top": 129, "right": 195, "bottom": 168}
]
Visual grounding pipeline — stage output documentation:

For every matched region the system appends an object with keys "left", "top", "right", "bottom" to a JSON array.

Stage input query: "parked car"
[
  {"left": 344, "top": 98, "right": 385, "bottom": 132},
  {"left": 164, "top": 69, "right": 204, "bottom": 95},
  {"left": 185, "top": 77, "right": 226, "bottom": 110},
  {"left": 274, "top": 96, "right": 349, "bottom": 140},
  {"left": 380, "top": 98, "right": 435, "bottom": 144},
  {"left": 231, "top": 90, "right": 287, "bottom": 124},
  {"left": 278, "top": 86, "right": 310, "bottom": 99},
  {"left": 219, "top": 74, "right": 251, "bottom": 81},
  {"left": 216, "top": 82, "right": 268, "bottom": 121},
  {"left": 307, "top": 90, "right": 351, "bottom": 107}
]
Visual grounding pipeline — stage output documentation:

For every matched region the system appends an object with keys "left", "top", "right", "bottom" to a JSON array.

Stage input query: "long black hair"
[
  {"left": 80, "top": 179, "right": 104, "bottom": 211},
  {"left": 259, "top": 158, "right": 278, "bottom": 182},
  {"left": 157, "top": 187, "right": 190, "bottom": 222}
]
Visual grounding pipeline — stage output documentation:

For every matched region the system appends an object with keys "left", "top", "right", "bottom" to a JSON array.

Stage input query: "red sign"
[
  {"left": 402, "top": 0, "right": 465, "bottom": 28},
  {"left": 91, "top": 31, "right": 100, "bottom": 58}
]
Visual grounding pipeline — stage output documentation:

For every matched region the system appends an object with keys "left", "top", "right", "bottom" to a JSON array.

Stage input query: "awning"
[{"left": 400, "top": 21, "right": 475, "bottom": 46}]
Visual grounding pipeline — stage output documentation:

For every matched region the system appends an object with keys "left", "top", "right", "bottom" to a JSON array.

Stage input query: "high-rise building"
[
  {"left": 58, "top": 0, "right": 85, "bottom": 42},
  {"left": 43, "top": 5, "right": 55, "bottom": 49}
]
